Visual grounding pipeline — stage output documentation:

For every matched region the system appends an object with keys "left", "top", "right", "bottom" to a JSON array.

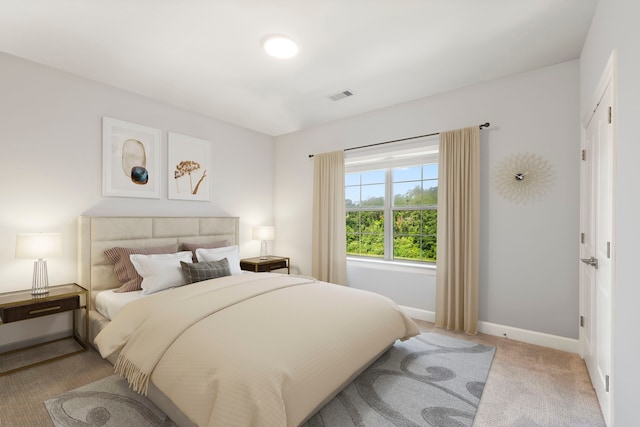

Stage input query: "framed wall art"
[
  {"left": 102, "top": 117, "right": 161, "bottom": 198},
  {"left": 168, "top": 132, "right": 211, "bottom": 201}
]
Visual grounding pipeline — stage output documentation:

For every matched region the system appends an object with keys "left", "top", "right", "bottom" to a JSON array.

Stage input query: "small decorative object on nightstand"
[{"left": 240, "top": 256, "right": 290, "bottom": 274}]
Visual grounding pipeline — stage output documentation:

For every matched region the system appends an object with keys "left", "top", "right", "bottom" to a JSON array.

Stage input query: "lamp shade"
[
  {"left": 15, "top": 233, "right": 62, "bottom": 259},
  {"left": 252, "top": 226, "right": 275, "bottom": 241}
]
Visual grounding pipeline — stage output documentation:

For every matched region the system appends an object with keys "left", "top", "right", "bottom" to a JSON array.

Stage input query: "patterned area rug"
[
  {"left": 44, "top": 332, "right": 495, "bottom": 427},
  {"left": 303, "top": 333, "right": 495, "bottom": 427},
  {"left": 44, "top": 374, "right": 176, "bottom": 427}
]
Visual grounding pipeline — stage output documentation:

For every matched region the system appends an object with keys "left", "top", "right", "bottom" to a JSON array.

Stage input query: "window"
[{"left": 345, "top": 139, "right": 438, "bottom": 264}]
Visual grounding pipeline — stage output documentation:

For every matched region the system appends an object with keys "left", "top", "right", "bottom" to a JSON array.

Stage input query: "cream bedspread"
[{"left": 95, "top": 273, "right": 419, "bottom": 427}]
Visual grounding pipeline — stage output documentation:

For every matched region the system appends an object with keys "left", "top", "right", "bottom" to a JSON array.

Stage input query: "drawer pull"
[{"left": 29, "top": 306, "right": 62, "bottom": 315}]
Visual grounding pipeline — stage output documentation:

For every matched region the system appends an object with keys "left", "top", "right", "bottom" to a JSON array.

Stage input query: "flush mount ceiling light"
[{"left": 262, "top": 34, "right": 298, "bottom": 59}]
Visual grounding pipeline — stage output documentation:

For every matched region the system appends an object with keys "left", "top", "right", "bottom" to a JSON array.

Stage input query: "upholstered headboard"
[{"left": 77, "top": 216, "right": 239, "bottom": 310}]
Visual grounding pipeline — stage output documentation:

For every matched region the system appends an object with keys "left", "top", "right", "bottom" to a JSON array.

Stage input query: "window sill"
[{"left": 347, "top": 256, "right": 436, "bottom": 276}]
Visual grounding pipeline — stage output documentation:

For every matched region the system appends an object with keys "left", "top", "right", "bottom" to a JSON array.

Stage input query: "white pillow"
[
  {"left": 130, "top": 251, "right": 193, "bottom": 295},
  {"left": 195, "top": 245, "right": 242, "bottom": 275}
]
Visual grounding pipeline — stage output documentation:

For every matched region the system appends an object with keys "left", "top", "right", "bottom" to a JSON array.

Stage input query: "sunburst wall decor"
[{"left": 493, "top": 152, "right": 554, "bottom": 204}]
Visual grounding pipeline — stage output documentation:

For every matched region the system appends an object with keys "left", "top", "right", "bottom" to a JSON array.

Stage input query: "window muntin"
[
  {"left": 346, "top": 170, "right": 385, "bottom": 257},
  {"left": 346, "top": 162, "right": 438, "bottom": 263},
  {"left": 346, "top": 211, "right": 384, "bottom": 257}
]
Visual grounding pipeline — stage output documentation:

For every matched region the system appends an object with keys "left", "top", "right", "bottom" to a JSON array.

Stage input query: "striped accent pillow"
[
  {"left": 180, "top": 258, "right": 231, "bottom": 284},
  {"left": 104, "top": 244, "right": 179, "bottom": 292}
]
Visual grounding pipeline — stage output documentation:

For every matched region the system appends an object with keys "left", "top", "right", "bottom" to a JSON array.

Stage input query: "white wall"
[
  {"left": 580, "top": 0, "right": 640, "bottom": 424},
  {"left": 274, "top": 60, "right": 580, "bottom": 339},
  {"left": 0, "top": 52, "right": 274, "bottom": 348}
]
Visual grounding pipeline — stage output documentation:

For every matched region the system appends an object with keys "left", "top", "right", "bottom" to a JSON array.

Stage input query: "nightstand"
[
  {"left": 240, "top": 256, "right": 290, "bottom": 274},
  {"left": 0, "top": 283, "right": 88, "bottom": 376}
]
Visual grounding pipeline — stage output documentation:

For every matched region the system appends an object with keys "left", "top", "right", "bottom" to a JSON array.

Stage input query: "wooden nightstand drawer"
[
  {"left": 265, "top": 259, "right": 287, "bottom": 270},
  {"left": 0, "top": 295, "right": 79, "bottom": 323},
  {"left": 240, "top": 256, "right": 290, "bottom": 274},
  {"left": 244, "top": 259, "right": 287, "bottom": 272}
]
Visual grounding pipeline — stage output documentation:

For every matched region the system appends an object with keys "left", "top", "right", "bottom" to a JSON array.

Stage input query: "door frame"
[{"left": 580, "top": 49, "right": 617, "bottom": 426}]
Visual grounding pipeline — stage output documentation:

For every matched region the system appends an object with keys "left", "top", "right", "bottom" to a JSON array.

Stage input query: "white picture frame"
[
  {"left": 168, "top": 132, "right": 211, "bottom": 201},
  {"left": 102, "top": 117, "right": 161, "bottom": 199}
]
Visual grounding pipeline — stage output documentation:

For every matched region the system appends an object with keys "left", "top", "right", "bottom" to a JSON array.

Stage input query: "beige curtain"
[
  {"left": 435, "top": 126, "right": 480, "bottom": 334},
  {"left": 312, "top": 150, "right": 347, "bottom": 285}
]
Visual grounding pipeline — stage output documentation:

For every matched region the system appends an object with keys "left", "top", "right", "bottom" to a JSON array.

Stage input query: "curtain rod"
[{"left": 308, "top": 122, "right": 490, "bottom": 158}]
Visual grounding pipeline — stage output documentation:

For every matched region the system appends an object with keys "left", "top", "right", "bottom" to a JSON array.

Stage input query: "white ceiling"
[{"left": 0, "top": 0, "right": 598, "bottom": 136}]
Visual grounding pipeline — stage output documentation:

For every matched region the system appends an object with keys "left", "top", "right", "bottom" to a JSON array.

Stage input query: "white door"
[{"left": 580, "top": 58, "right": 615, "bottom": 426}]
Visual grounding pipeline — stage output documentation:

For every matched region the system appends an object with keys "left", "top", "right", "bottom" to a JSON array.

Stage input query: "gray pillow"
[{"left": 180, "top": 258, "right": 231, "bottom": 284}]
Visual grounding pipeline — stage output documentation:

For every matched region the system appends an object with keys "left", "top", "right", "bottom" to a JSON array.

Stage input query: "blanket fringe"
[{"left": 114, "top": 353, "right": 150, "bottom": 395}]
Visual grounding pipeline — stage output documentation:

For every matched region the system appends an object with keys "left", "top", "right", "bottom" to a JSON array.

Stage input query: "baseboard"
[
  {"left": 400, "top": 305, "right": 435, "bottom": 323},
  {"left": 400, "top": 306, "right": 580, "bottom": 354}
]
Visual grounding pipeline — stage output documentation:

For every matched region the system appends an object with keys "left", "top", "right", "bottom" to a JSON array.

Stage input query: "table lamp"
[
  {"left": 15, "top": 233, "right": 62, "bottom": 295},
  {"left": 252, "top": 226, "right": 274, "bottom": 260}
]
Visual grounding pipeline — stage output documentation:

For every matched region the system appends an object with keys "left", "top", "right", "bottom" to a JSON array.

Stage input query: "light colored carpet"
[
  {"left": 0, "top": 320, "right": 605, "bottom": 426},
  {"left": 0, "top": 337, "right": 83, "bottom": 375},
  {"left": 0, "top": 346, "right": 114, "bottom": 426},
  {"left": 415, "top": 321, "right": 605, "bottom": 427}
]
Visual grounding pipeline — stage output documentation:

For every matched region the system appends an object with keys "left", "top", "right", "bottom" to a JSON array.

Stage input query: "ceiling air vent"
[{"left": 328, "top": 89, "right": 355, "bottom": 101}]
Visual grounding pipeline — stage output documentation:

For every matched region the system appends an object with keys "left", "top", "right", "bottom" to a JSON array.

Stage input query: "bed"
[{"left": 78, "top": 216, "right": 419, "bottom": 427}]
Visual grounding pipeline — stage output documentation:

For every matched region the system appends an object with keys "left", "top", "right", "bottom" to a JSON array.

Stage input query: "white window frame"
[{"left": 345, "top": 136, "right": 439, "bottom": 266}]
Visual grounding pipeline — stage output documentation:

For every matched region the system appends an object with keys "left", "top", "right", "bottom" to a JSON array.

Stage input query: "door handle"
[{"left": 581, "top": 257, "right": 598, "bottom": 269}]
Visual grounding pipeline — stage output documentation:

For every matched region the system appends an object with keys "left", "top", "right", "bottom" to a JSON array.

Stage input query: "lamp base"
[
  {"left": 260, "top": 240, "right": 269, "bottom": 260},
  {"left": 31, "top": 259, "right": 50, "bottom": 295}
]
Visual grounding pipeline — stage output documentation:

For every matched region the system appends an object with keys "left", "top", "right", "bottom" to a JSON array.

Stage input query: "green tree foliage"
[
  {"left": 347, "top": 183, "right": 438, "bottom": 262},
  {"left": 393, "top": 208, "right": 437, "bottom": 262},
  {"left": 393, "top": 184, "right": 437, "bottom": 206},
  {"left": 346, "top": 211, "right": 384, "bottom": 257}
]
